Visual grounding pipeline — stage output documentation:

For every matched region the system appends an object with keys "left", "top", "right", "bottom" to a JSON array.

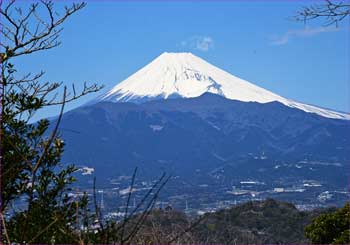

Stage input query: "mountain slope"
[
  {"left": 97, "top": 52, "right": 349, "bottom": 120},
  {"left": 60, "top": 94, "right": 350, "bottom": 180}
]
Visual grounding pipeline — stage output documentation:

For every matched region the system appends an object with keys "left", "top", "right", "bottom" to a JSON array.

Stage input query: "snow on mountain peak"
[{"left": 98, "top": 52, "right": 349, "bottom": 120}]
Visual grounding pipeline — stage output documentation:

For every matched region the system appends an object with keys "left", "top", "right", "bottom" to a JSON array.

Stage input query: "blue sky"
[{"left": 12, "top": 1, "right": 349, "bottom": 120}]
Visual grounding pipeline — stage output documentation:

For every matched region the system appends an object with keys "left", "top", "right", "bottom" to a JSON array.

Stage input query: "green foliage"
[
  {"left": 2, "top": 68, "right": 91, "bottom": 243},
  {"left": 0, "top": 1, "right": 101, "bottom": 243},
  {"left": 305, "top": 202, "right": 350, "bottom": 244},
  {"left": 7, "top": 194, "right": 89, "bottom": 244},
  {"left": 192, "top": 199, "right": 332, "bottom": 244}
]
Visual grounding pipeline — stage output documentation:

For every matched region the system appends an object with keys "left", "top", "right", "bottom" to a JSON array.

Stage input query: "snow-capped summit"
[{"left": 98, "top": 52, "right": 349, "bottom": 120}]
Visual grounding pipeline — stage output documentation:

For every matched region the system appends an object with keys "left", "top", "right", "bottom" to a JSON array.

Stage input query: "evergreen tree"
[
  {"left": 0, "top": 1, "right": 101, "bottom": 243},
  {"left": 305, "top": 203, "right": 350, "bottom": 244}
]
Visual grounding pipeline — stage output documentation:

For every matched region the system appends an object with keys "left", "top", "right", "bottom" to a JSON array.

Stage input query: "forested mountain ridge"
[{"left": 127, "top": 199, "right": 339, "bottom": 244}]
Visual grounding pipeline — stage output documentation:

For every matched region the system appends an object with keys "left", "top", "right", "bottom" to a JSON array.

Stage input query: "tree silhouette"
[
  {"left": 0, "top": 1, "right": 101, "bottom": 243},
  {"left": 295, "top": 0, "right": 350, "bottom": 26}
]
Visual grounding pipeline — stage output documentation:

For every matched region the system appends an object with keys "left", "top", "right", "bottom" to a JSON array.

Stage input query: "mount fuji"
[
  {"left": 97, "top": 52, "right": 348, "bottom": 120},
  {"left": 55, "top": 52, "right": 350, "bottom": 196}
]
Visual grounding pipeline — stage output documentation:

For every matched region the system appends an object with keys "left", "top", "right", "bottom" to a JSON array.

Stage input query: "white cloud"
[
  {"left": 180, "top": 36, "right": 214, "bottom": 52},
  {"left": 195, "top": 36, "right": 214, "bottom": 51},
  {"left": 271, "top": 26, "right": 340, "bottom": 45}
]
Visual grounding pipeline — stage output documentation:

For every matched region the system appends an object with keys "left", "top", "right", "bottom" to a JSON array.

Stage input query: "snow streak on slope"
[{"left": 99, "top": 52, "right": 349, "bottom": 120}]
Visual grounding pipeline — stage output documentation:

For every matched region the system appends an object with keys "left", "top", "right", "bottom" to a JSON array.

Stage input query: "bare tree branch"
[
  {"left": 1, "top": 0, "right": 87, "bottom": 60},
  {"left": 295, "top": 0, "right": 350, "bottom": 26}
]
